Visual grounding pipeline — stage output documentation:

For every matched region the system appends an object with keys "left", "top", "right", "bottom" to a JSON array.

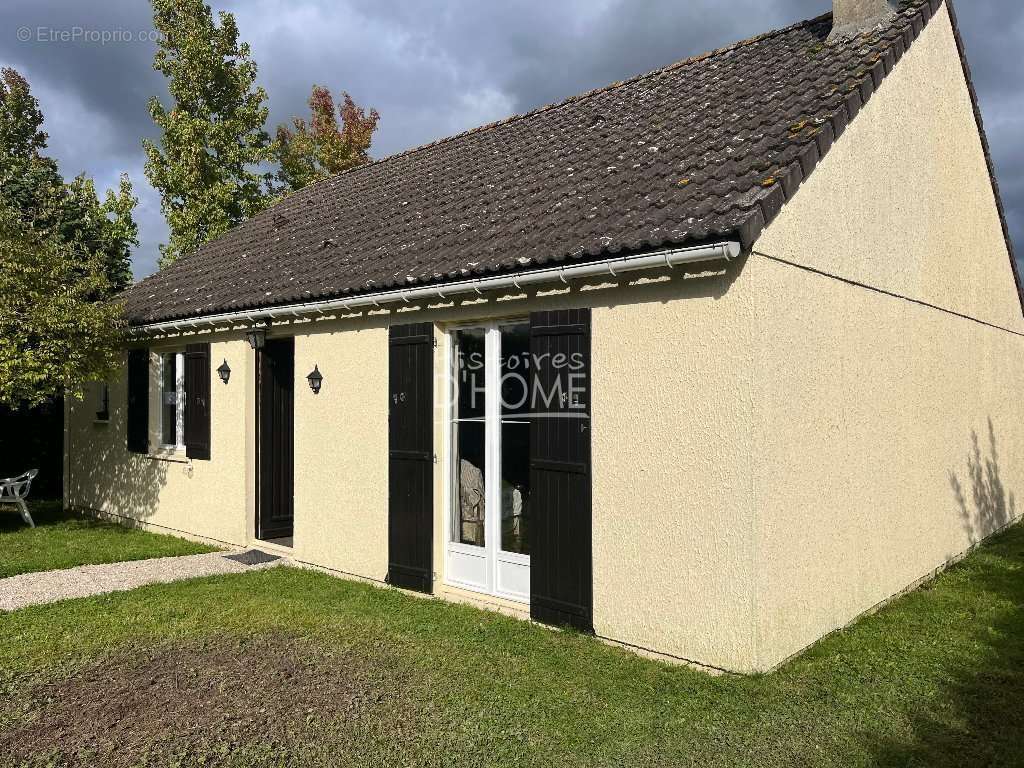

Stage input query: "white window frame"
[
  {"left": 443, "top": 320, "right": 531, "bottom": 605},
  {"left": 160, "top": 352, "right": 186, "bottom": 450}
]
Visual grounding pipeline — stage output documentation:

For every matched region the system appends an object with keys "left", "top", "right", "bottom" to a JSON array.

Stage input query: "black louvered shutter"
[
  {"left": 387, "top": 323, "right": 434, "bottom": 593},
  {"left": 529, "top": 309, "right": 593, "bottom": 632},
  {"left": 184, "top": 343, "right": 211, "bottom": 460},
  {"left": 126, "top": 348, "right": 149, "bottom": 454}
]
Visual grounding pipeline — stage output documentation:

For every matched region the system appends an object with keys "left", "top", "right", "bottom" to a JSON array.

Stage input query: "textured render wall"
[
  {"left": 282, "top": 281, "right": 763, "bottom": 671},
  {"left": 591, "top": 271, "right": 758, "bottom": 671},
  {"left": 63, "top": 280, "right": 763, "bottom": 668},
  {"left": 291, "top": 320, "right": 391, "bottom": 581},
  {"left": 758, "top": 4, "right": 1023, "bottom": 335},
  {"left": 65, "top": 338, "right": 252, "bottom": 545},
  {"left": 750, "top": 3, "right": 1024, "bottom": 670},
  {"left": 748, "top": 259, "right": 1024, "bottom": 670}
]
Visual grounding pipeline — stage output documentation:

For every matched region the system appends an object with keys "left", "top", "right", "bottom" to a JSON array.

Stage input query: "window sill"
[
  {"left": 93, "top": 418, "right": 110, "bottom": 426},
  {"left": 148, "top": 449, "right": 189, "bottom": 464}
]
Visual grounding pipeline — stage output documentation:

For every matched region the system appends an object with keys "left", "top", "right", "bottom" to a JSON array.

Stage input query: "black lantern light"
[
  {"left": 307, "top": 364, "right": 323, "bottom": 395},
  {"left": 217, "top": 359, "right": 231, "bottom": 385},
  {"left": 245, "top": 327, "right": 267, "bottom": 350}
]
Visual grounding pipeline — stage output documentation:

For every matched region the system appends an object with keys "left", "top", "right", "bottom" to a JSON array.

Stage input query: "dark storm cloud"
[
  {"left": 1, "top": 0, "right": 163, "bottom": 162},
  {"left": 953, "top": 2, "right": 1024, "bottom": 261},
  {"left": 0, "top": 0, "right": 1020, "bottom": 278},
  {"left": 0, "top": 0, "right": 168, "bottom": 272}
]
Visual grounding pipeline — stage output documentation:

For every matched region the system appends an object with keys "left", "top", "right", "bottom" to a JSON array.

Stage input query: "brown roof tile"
[{"left": 125, "top": 0, "right": 960, "bottom": 325}]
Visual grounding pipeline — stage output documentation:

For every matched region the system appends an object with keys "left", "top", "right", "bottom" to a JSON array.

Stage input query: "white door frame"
[{"left": 443, "top": 320, "right": 530, "bottom": 604}]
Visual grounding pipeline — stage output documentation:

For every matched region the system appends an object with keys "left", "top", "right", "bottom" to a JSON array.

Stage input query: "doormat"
[{"left": 223, "top": 550, "right": 282, "bottom": 566}]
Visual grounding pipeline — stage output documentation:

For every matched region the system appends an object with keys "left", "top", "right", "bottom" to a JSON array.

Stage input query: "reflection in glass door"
[{"left": 447, "top": 321, "right": 531, "bottom": 603}]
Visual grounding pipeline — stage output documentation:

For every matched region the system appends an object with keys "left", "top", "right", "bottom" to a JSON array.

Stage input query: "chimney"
[{"left": 828, "top": 0, "right": 900, "bottom": 40}]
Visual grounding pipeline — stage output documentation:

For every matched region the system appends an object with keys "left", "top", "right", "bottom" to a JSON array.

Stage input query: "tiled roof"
[{"left": 125, "top": 0, "right": 953, "bottom": 326}]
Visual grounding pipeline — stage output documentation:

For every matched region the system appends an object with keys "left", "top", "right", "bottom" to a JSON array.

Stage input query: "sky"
[{"left": 1, "top": 0, "right": 1021, "bottom": 280}]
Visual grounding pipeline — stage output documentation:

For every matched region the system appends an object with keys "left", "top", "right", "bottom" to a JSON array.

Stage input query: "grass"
[
  {"left": 0, "top": 501, "right": 217, "bottom": 578},
  {"left": 2, "top": 522, "right": 1023, "bottom": 767}
]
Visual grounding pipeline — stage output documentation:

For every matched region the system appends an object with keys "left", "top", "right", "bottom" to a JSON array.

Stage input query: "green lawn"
[
  {"left": 0, "top": 501, "right": 217, "bottom": 578},
  {"left": 2, "top": 523, "right": 1023, "bottom": 767}
]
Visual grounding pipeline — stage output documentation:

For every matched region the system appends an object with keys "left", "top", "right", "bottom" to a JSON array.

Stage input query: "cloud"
[{"left": 1, "top": 0, "right": 1020, "bottom": 280}]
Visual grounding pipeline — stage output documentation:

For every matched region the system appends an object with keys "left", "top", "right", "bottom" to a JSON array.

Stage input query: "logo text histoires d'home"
[{"left": 455, "top": 349, "right": 588, "bottom": 416}]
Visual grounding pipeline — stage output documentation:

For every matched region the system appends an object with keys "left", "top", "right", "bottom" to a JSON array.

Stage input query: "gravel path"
[{"left": 0, "top": 552, "right": 282, "bottom": 612}]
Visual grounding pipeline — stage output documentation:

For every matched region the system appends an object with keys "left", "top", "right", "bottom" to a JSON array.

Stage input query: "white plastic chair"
[{"left": 0, "top": 469, "right": 38, "bottom": 528}]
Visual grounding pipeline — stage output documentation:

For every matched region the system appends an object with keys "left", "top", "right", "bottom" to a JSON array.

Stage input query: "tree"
[
  {"left": 0, "top": 68, "right": 46, "bottom": 159},
  {"left": 58, "top": 174, "right": 138, "bottom": 293},
  {"left": 0, "top": 204, "right": 125, "bottom": 407},
  {"left": 0, "top": 68, "right": 62, "bottom": 230},
  {"left": 144, "top": 0, "right": 275, "bottom": 267},
  {"left": 0, "top": 67, "right": 138, "bottom": 294},
  {"left": 0, "top": 68, "right": 134, "bottom": 406},
  {"left": 275, "top": 85, "right": 379, "bottom": 193}
]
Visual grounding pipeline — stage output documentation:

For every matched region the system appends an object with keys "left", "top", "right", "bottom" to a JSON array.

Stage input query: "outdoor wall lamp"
[
  {"left": 306, "top": 364, "right": 323, "bottom": 395},
  {"left": 245, "top": 327, "right": 267, "bottom": 350},
  {"left": 217, "top": 359, "right": 231, "bottom": 385}
]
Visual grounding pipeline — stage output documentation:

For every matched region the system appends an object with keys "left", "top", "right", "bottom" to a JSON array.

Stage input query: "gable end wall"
[
  {"left": 749, "top": 3, "right": 1024, "bottom": 670},
  {"left": 756, "top": 3, "right": 1022, "bottom": 334}
]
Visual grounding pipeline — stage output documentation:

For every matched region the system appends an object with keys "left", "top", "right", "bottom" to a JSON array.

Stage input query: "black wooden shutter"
[
  {"left": 184, "top": 343, "right": 211, "bottom": 460},
  {"left": 126, "top": 348, "right": 149, "bottom": 454},
  {"left": 388, "top": 323, "right": 434, "bottom": 593},
  {"left": 529, "top": 309, "right": 593, "bottom": 632}
]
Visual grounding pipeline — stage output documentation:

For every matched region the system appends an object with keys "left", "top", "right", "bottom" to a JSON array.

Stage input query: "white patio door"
[{"left": 446, "top": 321, "right": 531, "bottom": 603}]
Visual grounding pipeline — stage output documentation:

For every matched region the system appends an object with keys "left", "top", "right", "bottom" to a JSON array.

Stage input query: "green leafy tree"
[
  {"left": 58, "top": 174, "right": 138, "bottom": 293},
  {"left": 144, "top": 0, "right": 275, "bottom": 267},
  {"left": 0, "top": 68, "right": 134, "bottom": 405},
  {"left": 0, "top": 68, "right": 63, "bottom": 231},
  {"left": 0, "top": 204, "right": 125, "bottom": 407},
  {"left": 0, "top": 67, "right": 138, "bottom": 294},
  {"left": 275, "top": 85, "right": 379, "bottom": 193},
  {"left": 0, "top": 68, "right": 46, "bottom": 158}
]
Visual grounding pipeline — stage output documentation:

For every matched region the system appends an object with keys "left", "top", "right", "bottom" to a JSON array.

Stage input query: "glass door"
[
  {"left": 447, "top": 321, "right": 531, "bottom": 603},
  {"left": 495, "top": 322, "right": 530, "bottom": 599}
]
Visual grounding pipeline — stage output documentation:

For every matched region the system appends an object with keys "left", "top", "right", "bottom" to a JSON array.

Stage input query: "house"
[{"left": 64, "top": 0, "right": 1024, "bottom": 673}]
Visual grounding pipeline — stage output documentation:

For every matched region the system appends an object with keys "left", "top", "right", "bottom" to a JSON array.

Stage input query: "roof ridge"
[{"left": 291, "top": 10, "right": 837, "bottom": 199}]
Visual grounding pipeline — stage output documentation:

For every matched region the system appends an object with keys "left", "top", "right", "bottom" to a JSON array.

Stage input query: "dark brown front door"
[{"left": 258, "top": 337, "right": 294, "bottom": 541}]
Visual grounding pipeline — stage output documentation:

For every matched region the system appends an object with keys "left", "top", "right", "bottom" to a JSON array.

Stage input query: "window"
[
  {"left": 94, "top": 382, "right": 110, "bottom": 422},
  {"left": 160, "top": 352, "right": 185, "bottom": 449},
  {"left": 499, "top": 322, "right": 530, "bottom": 556},
  {"left": 447, "top": 321, "right": 531, "bottom": 603},
  {"left": 454, "top": 328, "right": 487, "bottom": 546}
]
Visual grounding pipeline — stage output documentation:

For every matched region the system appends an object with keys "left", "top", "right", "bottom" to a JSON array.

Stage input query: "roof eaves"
[{"left": 126, "top": 232, "right": 742, "bottom": 326}]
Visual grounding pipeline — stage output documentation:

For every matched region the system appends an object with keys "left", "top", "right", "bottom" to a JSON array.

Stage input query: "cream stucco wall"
[
  {"left": 748, "top": 257, "right": 1024, "bottom": 670},
  {"left": 66, "top": 337, "right": 253, "bottom": 546},
  {"left": 749, "top": 3, "right": 1024, "bottom": 670},
  {"left": 590, "top": 271, "right": 758, "bottom": 669},
  {"left": 291, "top": 320, "right": 390, "bottom": 581},
  {"left": 284, "top": 283, "right": 764, "bottom": 670},
  {"left": 69, "top": 278, "right": 762, "bottom": 672}
]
